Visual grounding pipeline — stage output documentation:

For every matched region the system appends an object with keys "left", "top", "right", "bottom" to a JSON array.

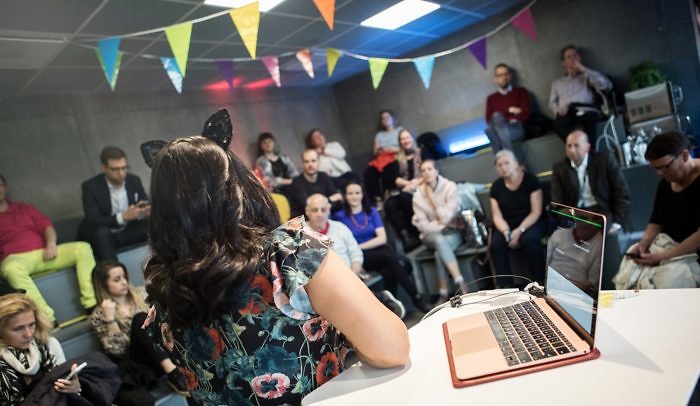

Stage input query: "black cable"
[
  {"left": 456, "top": 274, "right": 535, "bottom": 296},
  {"left": 420, "top": 290, "right": 530, "bottom": 321}
]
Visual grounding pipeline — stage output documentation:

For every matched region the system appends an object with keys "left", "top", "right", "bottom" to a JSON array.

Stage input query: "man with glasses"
[
  {"left": 78, "top": 147, "right": 149, "bottom": 260},
  {"left": 628, "top": 131, "right": 700, "bottom": 274},
  {"left": 485, "top": 63, "right": 531, "bottom": 152}
]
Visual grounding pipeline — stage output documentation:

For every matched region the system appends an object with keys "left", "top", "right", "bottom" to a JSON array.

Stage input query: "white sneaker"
[{"left": 378, "top": 290, "right": 406, "bottom": 319}]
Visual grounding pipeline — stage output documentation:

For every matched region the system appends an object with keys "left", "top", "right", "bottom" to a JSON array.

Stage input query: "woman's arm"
[
  {"left": 89, "top": 309, "right": 129, "bottom": 358},
  {"left": 490, "top": 197, "right": 511, "bottom": 241},
  {"left": 358, "top": 227, "right": 387, "bottom": 250},
  {"left": 510, "top": 189, "right": 543, "bottom": 245},
  {"left": 306, "top": 251, "right": 409, "bottom": 368}
]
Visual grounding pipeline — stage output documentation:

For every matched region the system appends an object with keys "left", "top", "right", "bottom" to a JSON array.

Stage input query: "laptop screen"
[{"left": 545, "top": 203, "right": 606, "bottom": 338}]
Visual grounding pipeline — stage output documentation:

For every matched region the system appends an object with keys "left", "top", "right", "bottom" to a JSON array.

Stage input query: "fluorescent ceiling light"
[
  {"left": 204, "top": 0, "right": 285, "bottom": 13},
  {"left": 361, "top": 0, "right": 440, "bottom": 30}
]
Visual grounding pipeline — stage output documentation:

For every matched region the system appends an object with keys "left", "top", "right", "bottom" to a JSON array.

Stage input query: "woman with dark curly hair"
[{"left": 143, "top": 111, "right": 408, "bottom": 405}]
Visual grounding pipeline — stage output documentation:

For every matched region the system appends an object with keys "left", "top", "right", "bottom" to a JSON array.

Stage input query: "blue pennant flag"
[
  {"left": 97, "top": 37, "right": 121, "bottom": 85},
  {"left": 413, "top": 56, "right": 435, "bottom": 89},
  {"left": 161, "top": 57, "right": 183, "bottom": 93}
]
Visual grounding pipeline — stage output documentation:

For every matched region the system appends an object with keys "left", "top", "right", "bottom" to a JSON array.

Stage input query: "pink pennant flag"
[
  {"left": 261, "top": 56, "right": 281, "bottom": 87},
  {"left": 467, "top": 38, "right": 487, "bottom": 70},
  {"left": 511, "top": 7, "right": 537, "bottom": 41}
]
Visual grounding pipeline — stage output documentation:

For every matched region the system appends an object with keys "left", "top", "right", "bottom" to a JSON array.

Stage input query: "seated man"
[
  {"left": 549, "top": 45, "right": 612, "bottom": 145},
  {"left": 0, "top": 175, "right": 96, "bottom": 322},
  {"left": 619, "top": 131, "right": 700, "bottom": 288},
  {"left": 485, "top": 63, "right": 530, "bottom": 152},
  {"left": 78, "top": 147, "right": 149, "bottom": 260},
  {"left": 304, "top": 193, "right": 407, "bottom": 318},
  {"left": 288, "top": 149, "right": 342, "bottom": 217}
]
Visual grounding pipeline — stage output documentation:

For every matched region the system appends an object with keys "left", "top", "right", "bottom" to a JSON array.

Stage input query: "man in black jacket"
[{"left": 78, "top": 147, "right": 149, "bottom": 260}]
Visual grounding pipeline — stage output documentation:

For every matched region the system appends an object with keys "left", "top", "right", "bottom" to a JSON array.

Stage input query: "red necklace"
[{"left": 350, "top": 211, "right": 369, "bottom": 229}]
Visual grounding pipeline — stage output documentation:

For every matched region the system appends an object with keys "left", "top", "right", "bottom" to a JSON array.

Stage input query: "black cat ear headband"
[{"left": 140, "top": 108, "right": 233, "bottom": 168}]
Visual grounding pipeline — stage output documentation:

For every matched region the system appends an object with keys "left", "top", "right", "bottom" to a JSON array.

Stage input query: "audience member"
[
  {"left": 334, "top": 182, "right": 432, "bottom": 313},
  {"left": 0, "top": 175, "right": 96, "bottom": 322},
  {"left": 289, "top": 149, "right": 342, "bottom": 217},
  {"left": 306, "top": 128, "right": 359, "bottom": 190},
  {"left": 78, "top": 147, "right": 149, "bottom": 261},
  {"left": 255, "top": 132, "right": 299, "bottom": 196},
  {"left": 547, "top": 221, "right": 603, "bottom": 297},
  {"left": 0, "top": 293, "right": 81, "bottom": 404},
  {"left": 627, "top": 131, "right": 700, "bottom": 271},
  {"left": 365, "top": 110, "right": 402, "bottom": 204},
  {"left": 381, "top": 129, "right": 422, "bottom": 251},
  {"left": 143, "top": 131, "right": 408, "bottom": 404},
  {"left": 551, "top": 130, "right": 631, "bottom": 234},
  {"left": 89, "top": 260, "right": 188, "bottom": 400},
  {"left": 485, "top": 63, "right": 530, "bottom": 152},
  {"left": 489, "top": 150, "right": 546, "bottom": 287},
  {"left": 305, "top": 193, "right": 409, "bottom": 318},
  {"left": 412, "top": 160, "right": 469, "bottom": 301},
  {"left": 549, "top": 45, "right": 612, "bottom": 144}
]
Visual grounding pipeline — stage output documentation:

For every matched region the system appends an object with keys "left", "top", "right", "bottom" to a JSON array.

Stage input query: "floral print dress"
[{"left": 153, "top": 217, "right": 350, "bottom": 405}]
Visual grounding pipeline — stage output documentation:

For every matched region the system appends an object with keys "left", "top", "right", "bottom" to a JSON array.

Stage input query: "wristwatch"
[{"left": 519, "top": 227, "right": 526, "bottom": 233}]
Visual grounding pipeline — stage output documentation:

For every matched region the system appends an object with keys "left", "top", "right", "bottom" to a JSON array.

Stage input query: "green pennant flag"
[
  {"left": 165, "top": 22, "right": 192, "bottom": 77},
  {"left": 368, "top": 58, "right": 389, "bottom": 89},
  {"left": 326, "top": 48, "right": 341, "bottom": 77},
  {"left": 96, "top": 50, "right": 122, "bottom": 91}
]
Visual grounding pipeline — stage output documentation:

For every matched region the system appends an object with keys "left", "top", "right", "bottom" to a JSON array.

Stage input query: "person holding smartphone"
[{"left": 0, "top": 294, "right": 81, "bottom": 404}]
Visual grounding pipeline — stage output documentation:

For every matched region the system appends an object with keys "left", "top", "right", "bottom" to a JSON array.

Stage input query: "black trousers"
[
  {"left": 87, "top": 221, "right": 148, "bottom": 261},
  {"left": 489, "top": 220, "right": 546, "bottom": 287},
  {"left": 129, "top": 312, "right": 169, "bottom": 374},
  {"left": 362, "top": 247, "right": 418, "bottom": 297},
  {"left": 553, "top": 104, "right": 600, "bottom": 150},
  {"left": 384, "top": 192, "right": 419, "bottom": 236}
]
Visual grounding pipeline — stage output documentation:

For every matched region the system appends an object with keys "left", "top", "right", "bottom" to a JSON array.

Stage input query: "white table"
[{"left": 303, "top": 289, "right": 700, "bottom": 405}]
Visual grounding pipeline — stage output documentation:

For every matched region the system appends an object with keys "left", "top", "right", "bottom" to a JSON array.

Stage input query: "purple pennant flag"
[
  {"left": 467, "top": 38, "right": 487, "bottom": 70},
  {"left": 215, "top": 60, "right": 235, "bottom": 89}
]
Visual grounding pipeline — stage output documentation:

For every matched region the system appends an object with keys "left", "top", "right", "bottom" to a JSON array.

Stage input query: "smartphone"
[
  {"left": 624, "top": 252, "right": 642, "bottom": 259},
  {"left": 63, "top": 362, "right": 87, "bottom": 380},
  {"left": 136, "top": 200, "right": 149, "bottom": 208}
]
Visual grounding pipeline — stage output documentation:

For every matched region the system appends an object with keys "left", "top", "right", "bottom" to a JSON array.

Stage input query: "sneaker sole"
[{"left": 382, "top": 291, "right": 406, "bottom": 319}]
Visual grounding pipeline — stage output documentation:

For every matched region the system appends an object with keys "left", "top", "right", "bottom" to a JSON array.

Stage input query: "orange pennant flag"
[
  {"left": 296, "top": 49, "right": 315, "bottom": 78},
  {"left": 229, "top": 2, "right": 260, "bottom": 59},
  {"left": 313, "top": 0, "right": 335, "bottom": 30}
]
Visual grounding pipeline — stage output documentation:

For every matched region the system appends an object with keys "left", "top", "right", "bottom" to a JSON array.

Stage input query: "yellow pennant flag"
[
  {"left": 165, "top": 22, "right": 192, "bottom": 77},
  {"left": 296, "top": 49, "right": 314, "bottom": 78},
  {"left": 313, "top": 0, "right": 335, "bottom": 30},
  {"left": 229, "top": 2, "right": 260, "bottom": 59},
  {"left": 326, "top": 48, "right": 341, "bottom": 77},
  {"left": 368, "top": 58, "right": 389, "bottom": 89}
]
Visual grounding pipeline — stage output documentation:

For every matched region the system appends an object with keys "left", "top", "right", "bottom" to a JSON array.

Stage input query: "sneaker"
[
  {"left": 375, "top": 198, "right": 384, "bottom": 212},
  {"left": 377, "top": 290, "right": 406, "bottom": 319},
  {"left": 167, "top": 368, "right": 191, "bottom": 397}
]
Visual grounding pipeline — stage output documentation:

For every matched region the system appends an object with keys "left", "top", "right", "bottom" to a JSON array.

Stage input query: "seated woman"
[
  {"left": 489, "top": 149, "right": 546, "bottom": 287},
  {"left": 412, "top": 160, "right": 469, "bottom": 301},
  {"left": 382, "top": 128, "right": 422, "bottom": 251},
  {"left": 255, "top": 132, "right": 299, "bottom": 197},
  {"left": 143, "top": 113, "right": 408, "bottom": 405},
  {"left": 306, "top": 128, "right": 359, "bottom": 191},
  {"left": 0, "top": 293, "right": 81, "bottom": 405},
  {"left": 364, "top": 110, "right": 402, "bottom": 204},
  {"left": 89, "top": 260, "right": 187, "bottom": 398},
  {"left": 333, "top": 182, "right": 431, "bottom": 313}
]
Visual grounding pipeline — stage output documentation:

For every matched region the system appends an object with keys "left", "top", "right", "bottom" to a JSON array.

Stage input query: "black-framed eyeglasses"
[{"left": 650, "top": 155, "right": 677, "bottom": 172}]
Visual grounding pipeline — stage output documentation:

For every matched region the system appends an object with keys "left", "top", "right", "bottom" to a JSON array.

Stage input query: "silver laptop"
[{"left": 444, "top": 203, "right": 605, "bottom": 382}]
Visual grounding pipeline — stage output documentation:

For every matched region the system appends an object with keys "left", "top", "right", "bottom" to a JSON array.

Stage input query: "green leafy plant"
[{"left": 629, "top": 61, "right": 667, "bottom": 90}]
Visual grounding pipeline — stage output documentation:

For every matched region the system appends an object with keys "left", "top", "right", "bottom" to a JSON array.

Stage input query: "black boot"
[{"left": 401, "top": 229, "right": 421, "bottom": 252}]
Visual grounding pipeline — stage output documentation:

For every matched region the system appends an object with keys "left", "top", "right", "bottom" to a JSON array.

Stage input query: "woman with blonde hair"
[{"left": 0, "top": 293, "right": 81, "bottom": 404}]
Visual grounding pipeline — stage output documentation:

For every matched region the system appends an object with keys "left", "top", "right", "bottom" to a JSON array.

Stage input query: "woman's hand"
[
  {"left": 101, "top": 299, "right": 116, "bottom": 321},
  {"left": 508, "top": 229, "right": 522, "bottom": 249},
  {"left": 54, "top": 363, "right": 81, "bottom": 395}
]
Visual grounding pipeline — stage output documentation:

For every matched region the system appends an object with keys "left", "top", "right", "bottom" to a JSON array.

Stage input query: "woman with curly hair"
[{"left": 143, "top": 110, "right": 408, "bottom": 405}]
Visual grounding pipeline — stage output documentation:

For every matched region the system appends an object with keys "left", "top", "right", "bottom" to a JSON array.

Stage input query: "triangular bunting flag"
[
  {"left": 413, "top": 56, "right": 435, "bottom": 89},
  {"left": 161, "top": 57, "right": 183, "bottom": 93},
  {"left": 261, "top": 56, "right": 281, "bottom": 87},
  {"left": 215, "top": 60, "right": 235, "bottom": 89},
  {"left": 313, "top": 0, "right": 335, "bottom": 30},
  {"left": 326, "top": 48, "right": 341, "bottom": 77},
  {"left": 368, "top": 58, "right": 389, "bottom": 89},
  {"left": 96, "top": 50, "right": 123, "bottom": 91},
  {"left": 467, "top": 38, "right": 487, "bottom": 69},
  {"left": 164, "top": 22, "right": 192, "bottom": 77},
  {"left": 97, "top": 37, "right": 121, "bottom": 86},
  {"left": 229, "top": 2, "right": 260, "bottom": 59},
  {"left": 511, "top": 7, "right": 538, "bottom": 41},
  {"left": 296, "top": 49, "right": 315, "bottom": 78}
]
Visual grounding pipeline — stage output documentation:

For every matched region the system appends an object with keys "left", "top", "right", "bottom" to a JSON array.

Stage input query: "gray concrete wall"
[
  {"left": 332, "top": 0, "right": 700, "bottom": 170},
  {"left": 0, "top": 87, "right": 346, "bottom": 221}
]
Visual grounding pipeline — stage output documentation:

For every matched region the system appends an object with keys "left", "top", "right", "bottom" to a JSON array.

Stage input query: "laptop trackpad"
[{"left": 451, "top": 325, "right": 495, "bottom": 355}]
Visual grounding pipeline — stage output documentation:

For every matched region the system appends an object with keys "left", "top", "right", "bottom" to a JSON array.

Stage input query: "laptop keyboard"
[{"left": 484, "top": 301, "right": 577, "bottom": 366}]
